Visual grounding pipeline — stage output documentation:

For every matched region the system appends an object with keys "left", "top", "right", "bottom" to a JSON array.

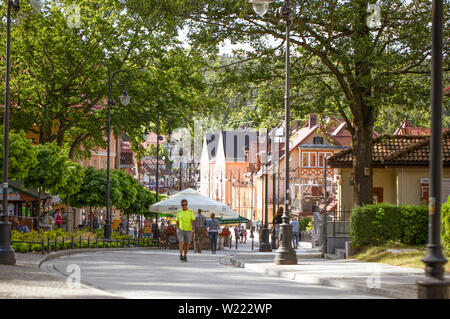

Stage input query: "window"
[
  {"left": 310, "top": 152, "right": 316, "bottom": 167},
  {"left": 318, "top": 152, "right": 333, "bottom": 167},
  {"left": 302, "top": 152, "right": 317, "bottom": 168},
  {"left": 313, "top": 136, "right": 324, "bottom": 144},
  {"left": 302, "top": 152, "right": 309, "bottom": 167},
  {"left": 318, "top": 153, "right": 325, "bottom": 167}
]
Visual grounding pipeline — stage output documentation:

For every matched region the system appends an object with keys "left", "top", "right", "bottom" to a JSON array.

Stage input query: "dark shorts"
[{"left": 177, "top": 229, "right": 192, "bottom": 243}]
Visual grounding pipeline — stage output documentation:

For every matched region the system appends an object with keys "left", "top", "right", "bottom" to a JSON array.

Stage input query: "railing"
[
  {"left": 11, "top": 235, "right": 159, "bottom": 255},
  {"left": 299, "top": 230, "right": 312, "bottom": 243},
  {"left": 325, "top": 211, "right": 351, "bottom": 236}
]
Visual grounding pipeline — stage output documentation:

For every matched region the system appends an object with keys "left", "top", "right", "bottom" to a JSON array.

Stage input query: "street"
[{"left": 44, "top": 249, "right": 385, "bottom": 299}]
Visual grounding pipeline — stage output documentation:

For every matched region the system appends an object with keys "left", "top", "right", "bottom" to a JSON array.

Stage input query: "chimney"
[{"left": 309, "top": 114, "right": 317, "bottom": 128}]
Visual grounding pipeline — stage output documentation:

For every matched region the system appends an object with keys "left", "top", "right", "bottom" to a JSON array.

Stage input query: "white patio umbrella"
[{"left": 149, "top": 188, "right": 238, "bottom": 218}]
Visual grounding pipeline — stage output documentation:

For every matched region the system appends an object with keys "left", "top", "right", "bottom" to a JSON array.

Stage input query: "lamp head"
[
  {"left": 119, "top": 90, "right": 130, "bottom": 106},
  {"left": 30, "top": 0, "right": 45, "bottom": 12},
  {"left": 249, "top": 0, "right": 272, "bottom": 17}
]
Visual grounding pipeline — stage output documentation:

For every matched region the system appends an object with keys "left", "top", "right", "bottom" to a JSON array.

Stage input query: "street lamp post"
[
  {"left": 179, "top": 148, "right": 183, "bottom": 191},
  {"left": 259, "top": 129, "right": 272, "bottom": 252},
  {"left": 250, "top": 0, "right": 297, "bottom": 264},
  {"left": 105, "top": 68, "right": 132, "bottom": 241},
  {"left": 1, "top": 0, "right": 45, "bottom": 265},
  {"left": 322, "top": 156, "right": 328, "bottom": 255},
  {"left": 417, "top": 0, "right": 450, "bottom": 299}
]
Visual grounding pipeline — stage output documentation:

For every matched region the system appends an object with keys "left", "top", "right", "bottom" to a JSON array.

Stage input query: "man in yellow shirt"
[{"left": 176, "top": 199, "right": 195, "bottom": 262}]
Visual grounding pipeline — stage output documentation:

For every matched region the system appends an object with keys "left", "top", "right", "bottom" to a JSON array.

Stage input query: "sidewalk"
[
  {"left": 221, "top": 235, "right": 426, "bottom": 299},
  {"left": 0, "top": 253, "right": 120, "bottom": 299}
]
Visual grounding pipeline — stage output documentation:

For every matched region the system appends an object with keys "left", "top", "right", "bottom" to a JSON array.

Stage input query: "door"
[{"left": 373, "top": 187, "right": 383, "bottom": 204}]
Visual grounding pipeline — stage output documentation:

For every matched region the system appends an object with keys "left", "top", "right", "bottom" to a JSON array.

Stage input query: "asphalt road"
[{"left": 45, "top": 250, "right": 386, "bottom": 299}]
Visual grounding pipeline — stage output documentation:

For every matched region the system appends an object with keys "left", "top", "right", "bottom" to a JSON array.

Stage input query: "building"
[
  {"left": 200, "top": 130, "right": 259, "bottom": 221},
  {"left": 266, "top": 115, "right": 353, "bottom": 221},
  {"left": 328, "top": 131, "right": 450, "bottom": 213}
]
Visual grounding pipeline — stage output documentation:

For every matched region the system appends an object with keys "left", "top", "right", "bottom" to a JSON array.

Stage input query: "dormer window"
[{"left": 313, "top": 136, "right": 324, "bottom": 144}]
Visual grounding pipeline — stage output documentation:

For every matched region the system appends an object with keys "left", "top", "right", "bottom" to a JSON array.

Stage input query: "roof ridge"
[{"left": 384, "top": 131, "right": 450, "bottom": 161}]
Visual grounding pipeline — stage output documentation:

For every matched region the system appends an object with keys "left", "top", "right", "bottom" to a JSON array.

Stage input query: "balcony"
[{"left": 293, "top": 198, "right": 313, "bottom": 212}]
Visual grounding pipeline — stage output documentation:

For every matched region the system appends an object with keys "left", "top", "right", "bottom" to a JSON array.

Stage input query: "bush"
[
  {"left": 350, "top": 203, "right": 403, "bottom": 249},
  {"left": 299, "top": 218, "right": 312, "bottom": 232},
  {"left": 442, "top": 197, "right": 450, "bottom": 250},
  {"left": 400, "top": 205, "right": 428, "bottom": 245},
  {"left": 31, "top": 244, "right": 42, "bottom": 252},
  {"left": 18, "top": 243, "right": 29, "bottom": 253}
]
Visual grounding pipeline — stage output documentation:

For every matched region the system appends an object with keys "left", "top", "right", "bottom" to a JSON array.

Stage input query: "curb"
[
  {"left": 241, "top": 262, "right": 417, "bottom": 299},
  {"left": 38, "top": 247, "right": 159, "bottom": 269}
]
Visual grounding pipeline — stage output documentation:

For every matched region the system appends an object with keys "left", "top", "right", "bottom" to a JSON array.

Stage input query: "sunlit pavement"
[{"left": 45, "top": 245, "right": 386, "bottom": 299}]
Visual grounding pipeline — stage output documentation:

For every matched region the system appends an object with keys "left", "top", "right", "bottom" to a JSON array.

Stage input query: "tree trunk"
[{"left": 352, "top": 121, "right": 374, "bottom": 206}]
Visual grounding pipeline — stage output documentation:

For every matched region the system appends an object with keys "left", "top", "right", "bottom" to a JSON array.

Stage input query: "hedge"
[
  {"left": 400, "top": 205, "right": 428, "bottom": 245},
  {"left": 442, "top": 198, "right": 450, "bottom": 249},
  {"left": 350, "top": 203, "right": 429, "bottom": 249},
  {"left": 350, "top": 204, "right": 403, "bottom": 248}
]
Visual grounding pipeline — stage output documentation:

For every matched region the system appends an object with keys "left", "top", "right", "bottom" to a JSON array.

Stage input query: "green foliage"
[
  {"left": 69, "top": 167, "right": 121, "bottom": 208},
  {"left": 23, "top": 143, "right": 69, "bottom": 196},
  {"left": 400, "top": 205, "right": 429, "bottom": 245},
  {"left": 298, "top": 218, "right": 312, "bottom": 232},
  {"left": 0, "top": 128, "right": 37, "bottom": 181},
  {"left": 442, "top": 197, "right": 450, "bottom": 250},
  {"left": 123, "top": 184, "right": 156, "bottom": 216},
  {"left": 1, "top": 0, "right": 214, "bottom": 162},
  {"left": 158, "top": 0, "right": 450, "bottom": 205},
  {"left": 31, "top": 244, "right": 42, "bottom": 252},
  {"left": 14, "top": 243, "right": 30, "bottom": 253},
  {"left": 112, "top": 170, "right": 138, "bottom": 211},
  {"left": 350, "top": 204, "right": 403, "bottom": 248},
  {"left": 351, "top": 203, "right": 432, "bottom": 248},
  {"left": 55, "top": 162, "right": 85, "bottom": 202}
]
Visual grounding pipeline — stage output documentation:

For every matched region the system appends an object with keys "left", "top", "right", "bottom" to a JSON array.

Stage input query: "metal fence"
[
  {"left": 299, "top": 230, "right": 312, "bottom": 243},
  {"left": 325, "top": 211, "right": 351, "bottom": 236},
  {"left": 11, "top": 236, "right": 159, "bottom": 255}
]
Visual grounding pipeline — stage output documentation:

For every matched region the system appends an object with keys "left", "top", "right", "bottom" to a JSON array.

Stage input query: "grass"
[{"left": 351, "top": 243, "right": 450, "bottom": 273}]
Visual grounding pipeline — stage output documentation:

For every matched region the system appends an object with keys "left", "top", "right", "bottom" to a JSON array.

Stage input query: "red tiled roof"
[{"left": 328, "top": 131, "right": 450, "bottom": 167}]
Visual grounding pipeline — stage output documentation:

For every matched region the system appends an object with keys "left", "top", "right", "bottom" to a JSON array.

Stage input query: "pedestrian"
[
  {"left": 239, "top": 226, "right": 245, "bottom": 243},
  {"left": 134, "top": 225, "right": 137, "bottom": 238},
  {"left": 256, "top": 219, "right": 261, "bottom": 232},
  {"left": 194, "top": 209, "right": 207, "bottom": 253},
  {"left": 176, "top": 199, "right": 195, "bottom": 262},
  {"left": 233, "top": 226, "right": 240, "bottom": 245},
  {"left": 207, "top": 213, "right": 221, "bottom": 254},
  {"left": 55, "top": 210, "right": 63, "bottom": 229},
  {"left": 92, "top": 213, "right": 99, "bottom": 230},
  {"left": 243, "top": 228, "right": 247, "bottom": 243},
  {"left": 273, "top": 207, "right": 283, "bottom": 249},
  {"left": 291, "top": 217, "right": 300, "bottom": 249},
  {"left": 152, "top": 220, "right": 159, "bottom": 242}
]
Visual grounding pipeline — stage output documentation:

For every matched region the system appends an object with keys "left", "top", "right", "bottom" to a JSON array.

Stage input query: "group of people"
[
  {"left": 10, "top": 216, "right": 30, "bottom": 233},
  {"left": 175, "top": 199, "right": 225, "bottom": 262},
  {"left": 233, "top": 225, "right": 247, "bottom": 244},
  {"left": 40, "top": 210, "right": 64, "bottom": 231},
  {"left": 272, "top": 207, "right": 301, "bottom": 249}
]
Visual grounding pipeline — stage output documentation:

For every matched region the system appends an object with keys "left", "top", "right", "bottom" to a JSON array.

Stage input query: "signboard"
[
  {"left": 120, "top": 152, "right": 134, "bottom": 168},
  {"left": 0, "top": 188, "right": 21, "bottom": 201}
]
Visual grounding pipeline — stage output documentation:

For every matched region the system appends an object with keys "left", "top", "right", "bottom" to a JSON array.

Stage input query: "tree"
[
  {"left": 54, "top": 162, "right": 85, "bottom": 217},
  {"left": 0, "top": 128, "right": 37, "bottom": 181},
  {"left": 151, "top": 0, "right": 449, "bottom": 206},
  {"left": 124, "top": 184, "right": 156, "bottom": 217},
  {"left": 0, "top": 0, "right": 217, "bottom": 162},
  {"left": 112, "top": 169, "right": 138, "bottom": 212},
  {"left": 23, "top": 143, "right": 69, "bottom": 211},
  {"left": 69, "top": 167, "right": 123, "bottom": 217}
]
